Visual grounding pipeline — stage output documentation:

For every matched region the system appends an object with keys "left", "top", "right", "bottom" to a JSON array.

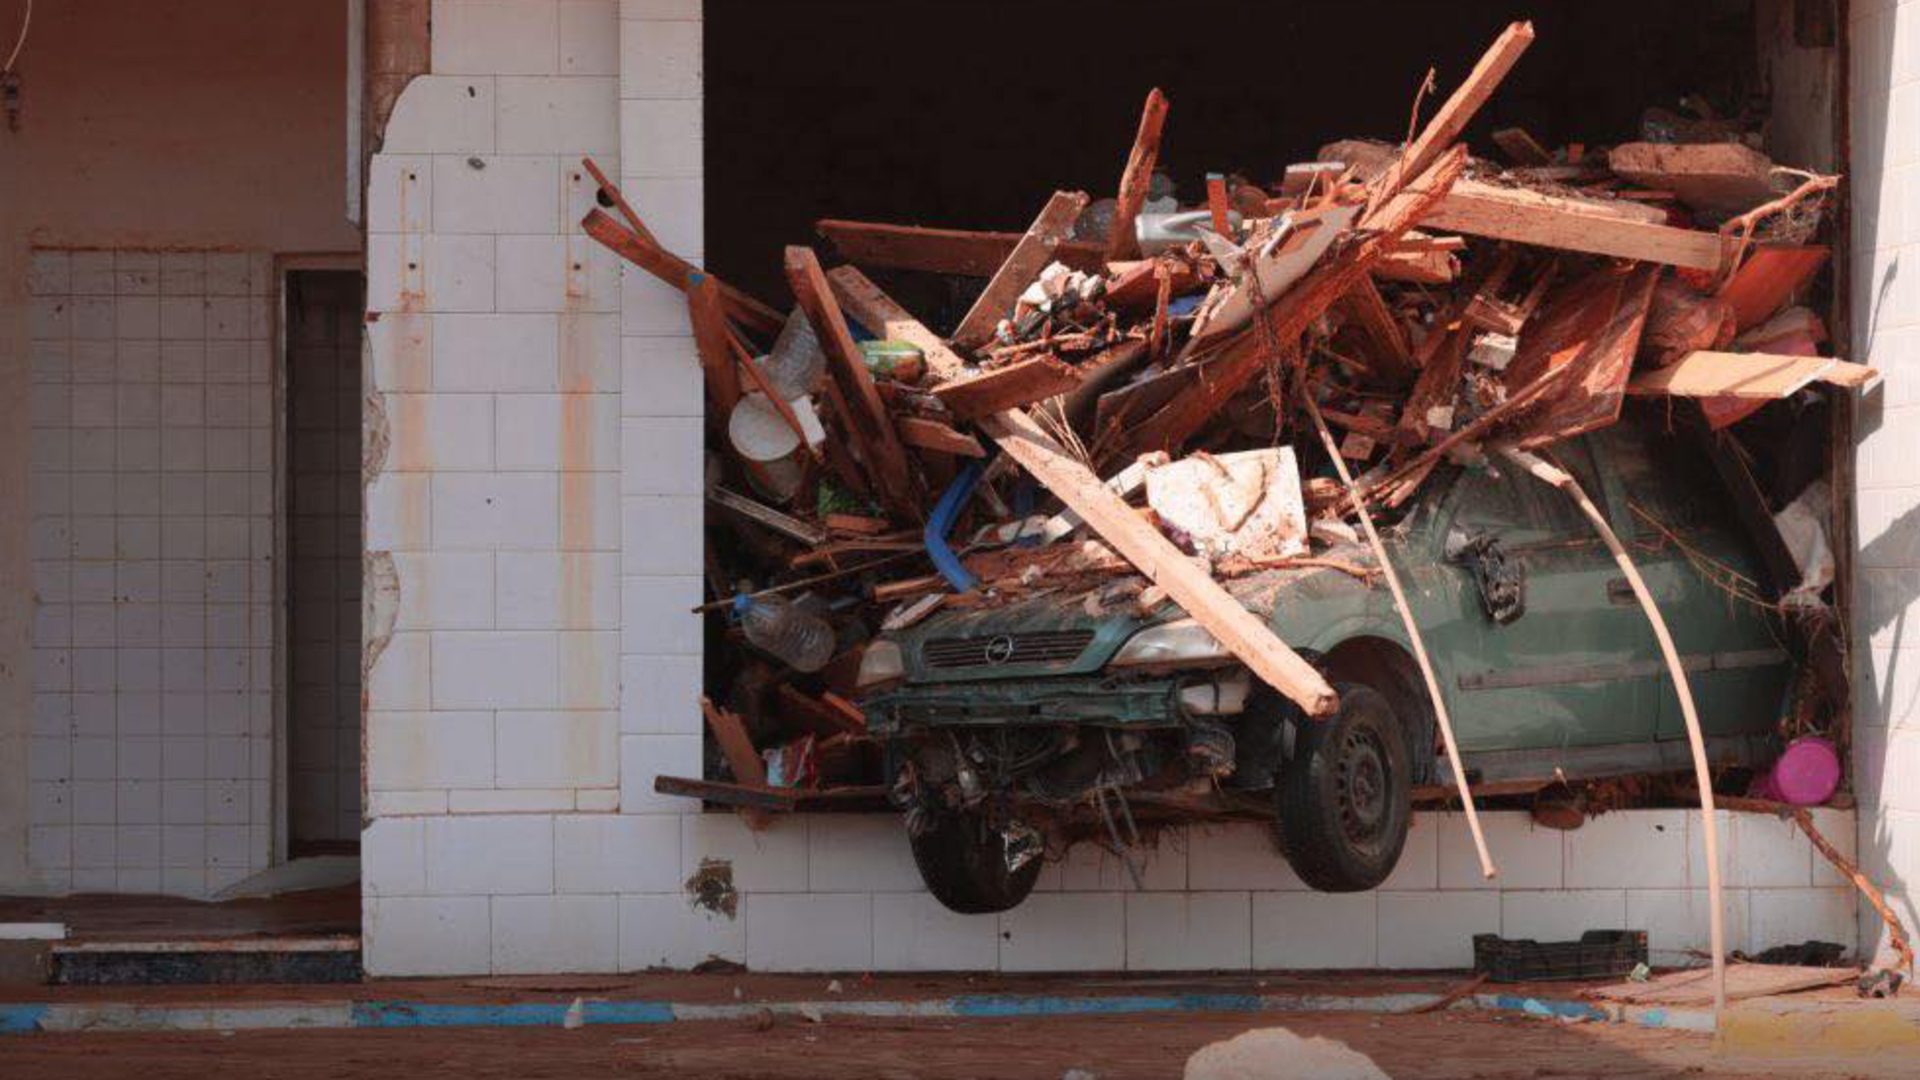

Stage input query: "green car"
[{"left": 856, "top": 410, "right": 1792, "bottom": 913}]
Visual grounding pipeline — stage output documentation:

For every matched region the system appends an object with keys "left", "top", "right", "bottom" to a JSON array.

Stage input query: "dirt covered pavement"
[{"left": 5, "top": 1009, "right": 1909, "bottom": 1080}]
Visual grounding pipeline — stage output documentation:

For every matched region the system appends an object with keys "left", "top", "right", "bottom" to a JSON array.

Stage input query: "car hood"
[{"left": 886, "top": 553, "right": 1378, "bottom": 684}]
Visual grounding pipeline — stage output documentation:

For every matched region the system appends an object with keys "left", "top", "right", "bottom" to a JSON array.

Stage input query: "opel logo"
[{"left": 983, "top": 636, "right": 1016, "bottom": 665}]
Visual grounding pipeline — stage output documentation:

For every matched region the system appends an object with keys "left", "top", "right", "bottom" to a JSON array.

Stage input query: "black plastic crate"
[{"left": 1472, "top": 930, "right": 1648, "bottom": 983}]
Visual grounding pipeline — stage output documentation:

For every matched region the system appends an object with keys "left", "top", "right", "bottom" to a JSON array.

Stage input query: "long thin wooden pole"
[
  {"left": 1303, "top": 393, "right": 1497, "bottom": 879},
  {"left": 1504, "top": 448, "right": 1726, "bottom": 1023}
]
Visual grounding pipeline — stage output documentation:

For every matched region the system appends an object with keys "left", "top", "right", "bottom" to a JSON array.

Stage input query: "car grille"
[{"left": 921, "top": 630, "right": 1096, "bottom": 670}]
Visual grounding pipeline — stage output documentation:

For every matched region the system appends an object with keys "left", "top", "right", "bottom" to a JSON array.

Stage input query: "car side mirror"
[{"left": 1447, "top": 530, "right": 1526, "bottom": 625}]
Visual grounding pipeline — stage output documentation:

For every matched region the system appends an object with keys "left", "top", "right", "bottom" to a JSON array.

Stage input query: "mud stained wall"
[
  {"left": 1848, "top": 0, "right": 1920, "bottom": 969},
  {"left": 0, "top": 0, "right": 360, "bottom": 893}
]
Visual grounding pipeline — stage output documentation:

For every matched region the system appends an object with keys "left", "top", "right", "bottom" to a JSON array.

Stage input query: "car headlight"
[
  {"left": 856, "top": 639, "right": 906, "bottom": 690},
  {"left": 1110, "top": 618, "right": 1232, "bottom": 668}
]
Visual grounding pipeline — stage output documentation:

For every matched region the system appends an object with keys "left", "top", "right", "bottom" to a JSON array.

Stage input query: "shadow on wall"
[{"left": 1848, "top": 0, "right": 1918, "bottom": 968}]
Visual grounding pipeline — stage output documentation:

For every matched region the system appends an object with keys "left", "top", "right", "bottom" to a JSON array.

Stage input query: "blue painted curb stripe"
[
  {"left": 0, "top": 1004, "right": 48, "bottom": 1034},
  {"left": 951, "top": 993, "right": 1265, "bottom": 1018},
  {"left": 1484, "top": 993, "right": 1611, "bottom": 1023},
  {"left": 350, "top": 1000, "right": 675, "bottom": 1028}
]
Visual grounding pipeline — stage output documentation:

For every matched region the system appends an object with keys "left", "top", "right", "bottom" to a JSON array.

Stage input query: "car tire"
[
  {"left": 1275, "top": 682, "right": 1412, "bottom": 892},
  {"left": 908, "top": 812, "right": 1042, "bottom": 914}
]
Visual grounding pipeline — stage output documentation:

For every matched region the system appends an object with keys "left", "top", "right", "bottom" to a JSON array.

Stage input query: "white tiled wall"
[
  {"left": 360, "top": 0, "right": 1862, "bottom": 975},
  {"left": 1850, "top": 0, "right": 1920, "bottom": 969},
  {"left": 26, "top": 250, "right": 277, "bottom": 898}
]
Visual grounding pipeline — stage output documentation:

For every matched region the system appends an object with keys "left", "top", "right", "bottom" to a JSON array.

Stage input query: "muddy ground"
[{"left": 5, "top": 1009, "right": 1909, "bottom": 1080}]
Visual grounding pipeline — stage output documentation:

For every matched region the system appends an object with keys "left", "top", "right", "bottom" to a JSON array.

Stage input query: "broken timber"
[
  {"left": 784, "top": 246, "right": 920, "bottom": 520},
  {"left": 1107, "top": 88, "right": 1171, "bottom": 261},
  {"left": 829, "top": 270, "right": 1340, "bottom": 717},
  {"left": 1128, "top": 147, "right": 1469, "bottom": 455},
  {"left": 580, "top": 207, "right": 782, "bottom": 335},
  {"left": 934, "top": 355, "right": 1083, "bottom": 421},
  {"left": 950, "top": 191, "right": 1091, "bottom": 350},
  {"left": 816, "top": 219, "right": 1107, "bottom": 277},
  {"left": 1372, "top": 21, "right": 1535, "bottom": 205},
  {"left": 1421, "top": 181, "right": 1732, "bottom": 270},
  {"left": 1627, "top": 350, "right": 1877, "bottom": 399}
]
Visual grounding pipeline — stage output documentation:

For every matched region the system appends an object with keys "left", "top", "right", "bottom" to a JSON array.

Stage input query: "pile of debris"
[{"left": 580, "top": 21, "right": 1873, "bottom": 814}]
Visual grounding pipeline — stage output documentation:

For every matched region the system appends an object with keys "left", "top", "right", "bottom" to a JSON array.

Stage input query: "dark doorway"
[{"left": 284, "top": 270, "right": 364, "bottom": 857}]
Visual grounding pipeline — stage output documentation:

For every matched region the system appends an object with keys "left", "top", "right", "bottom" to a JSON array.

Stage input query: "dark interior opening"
[
  {"left": 284, "top": 270, "right": 365, "bottom": 858},
  {"left": 706, "top": 0, "right": 1758, "bottom": 307}
]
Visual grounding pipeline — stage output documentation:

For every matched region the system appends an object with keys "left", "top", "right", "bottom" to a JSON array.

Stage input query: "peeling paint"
[
  {"left": 362, "top": 550, "right": 401, "bottom": 700},
  {"left": 685, "top": 858, "right": 738, "bottom": 919}
]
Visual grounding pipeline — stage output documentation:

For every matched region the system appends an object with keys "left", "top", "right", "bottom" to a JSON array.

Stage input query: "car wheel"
[
  {"left": 908, "top": 812, "right": 1042, "bottom": 914},
  {"left": 1275, "top": 683, "right": 1412, "bottom": 892}
]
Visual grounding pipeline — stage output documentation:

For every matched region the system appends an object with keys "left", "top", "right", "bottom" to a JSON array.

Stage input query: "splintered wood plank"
[
  {"left": 1127, "top": 147, "right": 1469, "bottom": 456},
  {"left": 1422, "top": 182, "right": 1729, "bottom": 270},
  {"left": 1107, "top": 88, "right": 1171, "bottom": 261},
  {"left": 581, "top": 208, "right": 782, "bottom": 335},
  {"left": 825, "top": 265, "right": 970, "bottom": 383},
  {"left": 1335, "top": 277, "right": 1417, "bottom": 383},
  {"left": 1373, "top": 247, "right": 1460, "bottom": 284},
  {"left": 1501, "top": 263, "right": 1661, "bottom": 448},
  {"left": 700, "top": 696, "right": 766, "bottom": 787},
  {"left": 784, "top": 246, "right": 919, "bottom": 519},
  {"left": 1717, "top": 244, "right": 1830, "bottom": 331},
  {"left": 980, "top": 409, "right": 1339, "bottom": 717},
  {"left": 817, "top": 219, "right": 1107, "bottom": 277},
  {"left": 1373, "top": 22, "right": 1535, "bottom": 204},
  {"left": 933, "top": 355, "right": 1082, "bottom": 421},
  {"left": 1627, "top": 350, "right": 1877, "bottom": 398},
  {"left": 685, "top": 274, "right": 743, "bottom": 413},
  {"left": 951, "top": 191, "right": 1091, "bottom": 351},
  {"left": 896, "top": 416, "right": 987, "bottom": 458}
]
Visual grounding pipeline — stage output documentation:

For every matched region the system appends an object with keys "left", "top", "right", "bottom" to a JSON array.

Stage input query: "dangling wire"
[{"left": 3, "top": 0, "right": 32, "bottom": 75}]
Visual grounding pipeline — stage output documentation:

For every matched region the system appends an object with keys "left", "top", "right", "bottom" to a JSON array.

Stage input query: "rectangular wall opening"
[{"left": 284, "top": 269, "right": 366, "bottom": 858}]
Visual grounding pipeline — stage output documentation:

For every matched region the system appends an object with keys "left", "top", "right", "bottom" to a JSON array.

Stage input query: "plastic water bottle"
[
  {"left": 758, "top": 309, "right": 826, "bottom": 401},
  {"left": 733, "top": 592, "right": 836, "bottom": 673}
]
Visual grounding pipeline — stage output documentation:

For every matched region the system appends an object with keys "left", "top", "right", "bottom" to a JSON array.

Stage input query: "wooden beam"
[
  {"left": 934, "top": 355, "right": 1082, "bottom": 421},
  {"left": 1334, "top": 277, "right": 1417, "bottom": 383},
  {"left": 1373, "top": 247, "right": 1459, "bottom": 284},
  {"left": 707, "top": 487, "right": 826, "bottom": 546},
  {"left": 1421, "top": 182, "right": 1730, "bottom": 270},
  {"left": 1107, "top": 88, "right": 1171, "bottom": 261},
  {"left": 816, "top": 219, "right": 1106, "bottom": 277},
  {"left": 981, "top": 408, "right": 1339, "bottom": 717},
  {"left": 825, "top": 265, "right": 970, "bottom": 382},
  {"left": 951, "top": 191, "right": 1090, "bottom": 350},
  {"left": 581, "top": 208, "right": 783, "bottom": 336},
  {"left": 685, "top": 273, "right": 743, "bottom": 413},
  {"left": 784, "top": 246, "right": 920, "bottom": 519},
  {"left": 1373, "top": 22, "right": 1535, "bottom": 205},
  {"left": 1627, "top": 350, "right": 1877, "bottom": 398},
  {"left": 896, "top": 416, "right": 987, "bottom": 458},
  {"left": 1127, "top": 147, "right": 1468, "bottom": 456}
]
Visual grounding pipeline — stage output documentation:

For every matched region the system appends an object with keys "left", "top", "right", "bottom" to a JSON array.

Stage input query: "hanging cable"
[{"left": 3, "top": 0, "right": 31, "bottom": 75}]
